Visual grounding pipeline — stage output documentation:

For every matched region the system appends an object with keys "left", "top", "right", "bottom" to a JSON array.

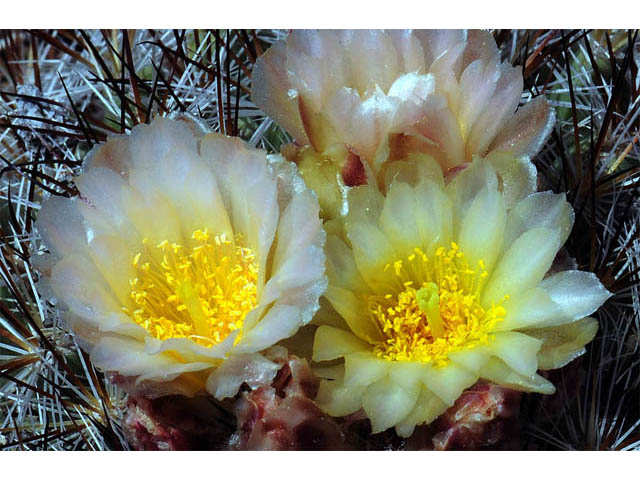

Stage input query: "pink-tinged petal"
[
  {"left": 490, "top": 96, "right": 555, "bottom": 159},
  {"left": 387, "top": 30, "right": 427, "bottom": 73},
  {"left": 457, "top": 58, "right": 500, "bottom": 141},
  {"left": 413, "top": 30, "right": 467, "bottom": 71},
  {"left": 466, "top": 63, "right": 523, "bottom": 157},
  {"left": 251, "top": 40, "right": 308, "bottom": 144},
  {"left": 462, "top": 30, "right": 500, "bottom": 69},
  {"left": 406, "top": 95, "right": 465, "bottom": 170}
]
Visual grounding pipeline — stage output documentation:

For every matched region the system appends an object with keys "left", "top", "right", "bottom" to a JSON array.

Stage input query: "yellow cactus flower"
[
  {"left": 36, "top": 117, "right": 327, "bottom": 399},
  {"left": 252, "top": 30, "right": 554, "bottom": 218},
  {"left": 312, "top": 155, "right": 610, "bottom": 437}
]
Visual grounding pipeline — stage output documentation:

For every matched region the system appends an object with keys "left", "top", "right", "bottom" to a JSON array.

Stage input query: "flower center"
[
  {"left": 123, "top": 229, "right": 258, "bottom": 346},
  {"left": 368, "top": 242, "right": 505, "bottom": 366}
]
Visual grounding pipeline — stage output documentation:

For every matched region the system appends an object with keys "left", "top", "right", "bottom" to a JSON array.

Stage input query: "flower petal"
[
  {"left": 523, "top": 317, "right": 599, "bottom": 370},
  {"left": 91, "top": 336, "right": 211, "bottom": 382},
  {"left": 395, "top": 388, "right": 448, "bottom": 438},
  {"left": 504, "top": 191, "right": 574, "bottom": 247},
  {"left": 325, "top": 285, "right": 383, "bottom": 343},
  {"left": 362, "top": 376, "right": 421, "bottom": 433},
  {"left": 480, "top": 357, "right": 555, "bottom": 394},
  {"left": 538, "top": 271, "right": 612, "bottom": 325},
  {"left": 251, "top": 40, "right": 309, "bottom": 144},
  {"left": 420, "top": 362, "right": 477, "bottom": 406},
  {"left": 312, "top": 325, "right": 371, "bottom": 362},
  {"left": 457, "top": 183, "right": 507, "bottom": 271},
  {"left": 205, "top": 352, "right": 280, "bottom": 399},
  {"left": 489, "top": 331, "right": 543, "bottom": 377},
  {"left": 490, "top": 96, "right": 555, "bottom": 160},
  {"left": 486, "top": 152, "right": 537, "bottom": 209},
  {"left": 482, "top": 227, "right": 563, "bottom": 307},
  {"left": 316, "top": 379, "right": 366, "bottom": 417},
  {"left": 344, "top": 352, "right": 390, "bottom": 387}
]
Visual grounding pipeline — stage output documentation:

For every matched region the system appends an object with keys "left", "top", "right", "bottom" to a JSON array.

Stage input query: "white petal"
[
  {"left": 205, "top": 352, "right": 280, "bottom": 399},
  {"left": 91, "top": 336, "right": 211, "bottom": 381},
  {"left": 504, "top": 191, "right": 574, "bottom": 247},
  {"left": 467, "top": 64, "right": 523, "bottom": 156},
  {"left": 538, "top": 271, "right": 612, "bottom": 324},
  {"left": 485, "top": 152, "right": 537, "bottom": 209},
  {"left": 235, "top": 304, "right": 302, "bottom": 354},
  {"left": 37, "top": 197, "right": 88, "bottom": 258}
]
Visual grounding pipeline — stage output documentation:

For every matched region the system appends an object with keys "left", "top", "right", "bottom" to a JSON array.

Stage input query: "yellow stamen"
[
  {"left": 368, "top": 244, "right": 505, "bottom": 366},
  {"left": 122, "top": 228, "right": 258, "bottom": 347}
]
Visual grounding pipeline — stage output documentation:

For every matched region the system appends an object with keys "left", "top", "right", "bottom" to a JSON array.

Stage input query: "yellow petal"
[
  {"left": 488, "top": 331, "right": 542, "bottom": 377},
  {"left": 345, "top": 222, "right": 397, "bottom": 294},
  {"left": 414, "top": 179, "right": 453, "bottom": 254},
  {"left": 420, "top": 362, "right": 477, "bottom": 406},
  {"left": 395, "top": 387, "right": 448, "bottom": 438},
  {"left": 325, "top": 285, "right": 383, "bottom": 343},
  {"left": 482, "top": 227, "right": 562, "bottom": 307},
  {"left": 316, "top": 379, "right": 366, "bottom": 417},
  {"left": 448, "top": 346, "right": 491, "bottom": 374},
  {"left": 379, "top": 182, "right": 421, "bottom": 257},
  {"left": 480, "top": 357, "right": 555, "bottom": 394},
  {"left": 344, "top": 352, "right": 390, "bottom": 387},
  {"left": 457, "top": 184, "right": 506, "bottom": 271},
  {"left": 524, "top": 317, "right": 599, "bottom": 370},
  {"left": 362, "top": 376, "right": 420, "bottom": 433},
  {"left": 325, "top": 234, "right": 367, "bottom": 293},
  {"left": 312, "top": 325, "right": 371, "bottom": 362}
]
